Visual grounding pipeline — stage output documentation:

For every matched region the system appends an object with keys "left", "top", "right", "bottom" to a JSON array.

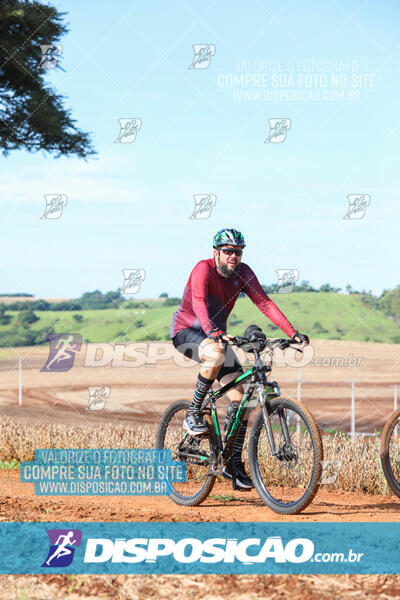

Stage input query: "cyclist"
[{"left": 170, "top": 228, "right": 309, "bottom": 489}]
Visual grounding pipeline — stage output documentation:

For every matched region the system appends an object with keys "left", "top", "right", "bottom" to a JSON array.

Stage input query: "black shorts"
[{"left": 172, "top": 327, "right": 243, "bottom": 382}]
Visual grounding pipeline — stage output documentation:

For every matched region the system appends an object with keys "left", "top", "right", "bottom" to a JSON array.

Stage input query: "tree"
[
  {"left": 163, "top": 297, "right": 181, "bottom": 306},
  {"left": 380, "top": 287, "right": 400, "bottom": 322},
  {"left": 17, "top": 307, "right": 39, "bottom": 326},
  {"left": 0, "top": 1, "right": 96, "bottom": 158},
  {"left": 319, "top": 283, "right": 341, "bottom": 293},
  {"left": 78, "top": 289, "right": 122, "bottom": 309},
  {"left": 0, "top": 305, "right": 12, "bottom": 325},
  {"left": 159, "top": 293, "right": 168, "bottom": 298}
]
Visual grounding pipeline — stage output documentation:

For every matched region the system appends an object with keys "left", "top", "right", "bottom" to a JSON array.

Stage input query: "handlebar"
[{"left": 229, "top": 335, "right": 304, "bottom": 354}]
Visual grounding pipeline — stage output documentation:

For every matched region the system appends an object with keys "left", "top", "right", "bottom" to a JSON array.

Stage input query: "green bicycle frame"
[{"left": 201, "top": 365, "right": 280, "bottom": 462}]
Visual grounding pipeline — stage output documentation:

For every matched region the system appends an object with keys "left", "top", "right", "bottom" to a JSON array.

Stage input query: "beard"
[{"left": 216, "top": 256, "right": 240, "bottom": 278}]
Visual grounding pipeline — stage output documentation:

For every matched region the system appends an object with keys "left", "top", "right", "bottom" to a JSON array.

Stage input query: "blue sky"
[{"left": 1, "top": 0, "right": 399, "bottom": 298}]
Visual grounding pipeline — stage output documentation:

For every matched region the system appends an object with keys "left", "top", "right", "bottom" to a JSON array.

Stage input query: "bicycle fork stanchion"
[{"left": 257, "top": 382, "right": 278, "bottom": 456}]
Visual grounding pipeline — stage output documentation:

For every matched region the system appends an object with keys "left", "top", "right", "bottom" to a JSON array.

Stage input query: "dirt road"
[{"left": 1, "top": 469, "right": 400, "bottom": 523}]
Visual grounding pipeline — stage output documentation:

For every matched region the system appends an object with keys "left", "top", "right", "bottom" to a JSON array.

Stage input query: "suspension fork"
[
  {"left": 278, "top": 407, "right": 292, "bottom": 445},
  {"left": 258, "top": 382, "right": 279, "bottom": 457}
]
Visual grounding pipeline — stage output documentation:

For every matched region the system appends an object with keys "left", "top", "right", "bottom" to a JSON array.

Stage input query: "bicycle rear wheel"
[
  {"left": 249, "top": 397, "right": 323, "bottom": 515},
  {"left": 380, "top": 408, "right": 400, "bottom": 498},
  {"left": 155, "top": 400, "right": 216, "bottom": 506}
]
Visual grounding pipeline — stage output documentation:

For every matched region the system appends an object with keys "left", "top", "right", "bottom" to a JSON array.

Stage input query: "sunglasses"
[{"left": 219, "top": 247, "right": 243, "bottom": 257}]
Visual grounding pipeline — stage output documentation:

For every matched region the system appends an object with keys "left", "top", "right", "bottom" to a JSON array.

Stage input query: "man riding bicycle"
[{"left": 170, "top": 228, "right": 309, "bottom": 489}]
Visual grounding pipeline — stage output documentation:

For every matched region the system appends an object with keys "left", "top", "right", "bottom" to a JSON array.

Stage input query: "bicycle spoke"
[
  {"left": 156, "top": 401, "right": 216, "bottom": 505},
  {"left": 253, "top": 402, "right": 319, "bottom": 508}
]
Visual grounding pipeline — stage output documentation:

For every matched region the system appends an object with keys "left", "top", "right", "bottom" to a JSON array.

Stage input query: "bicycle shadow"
[
  {"left": 204, "top": 495, "right": 269, "bottom": 508},
  {"left": 308, "top": 498, "right": 400, "bottom": 515}
]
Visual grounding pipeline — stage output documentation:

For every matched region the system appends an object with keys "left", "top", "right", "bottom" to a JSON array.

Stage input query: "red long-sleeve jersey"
[{"left": 170, "top": 258, "right": 296, "bottom": 338}]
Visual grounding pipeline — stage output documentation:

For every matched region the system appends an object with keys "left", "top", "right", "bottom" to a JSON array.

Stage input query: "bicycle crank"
[{"left": 209, "top": 453, "right": 225, "bottom": 476}]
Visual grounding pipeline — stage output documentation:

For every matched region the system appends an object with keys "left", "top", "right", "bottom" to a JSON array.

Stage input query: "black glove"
[
  {"left": 292, "top": 331, "right": 309, "bottom": 345},
  {"left": 207, "top": 328, "right": 226, "bottom": 341}
]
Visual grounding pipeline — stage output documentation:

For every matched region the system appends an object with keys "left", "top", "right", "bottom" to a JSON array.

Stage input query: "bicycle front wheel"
[
  {"left": 155, "top": 400, "right": 216, "bottom": 506},
  {"left": 380, "top": 408, "right": 400, "bottom": 498},
  {"left": 249, "top": 397, "right": 323, "bottom": 515}
]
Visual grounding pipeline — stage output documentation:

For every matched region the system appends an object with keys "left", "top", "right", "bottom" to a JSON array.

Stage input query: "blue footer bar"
[{"left": 0, "top": 522, "right": 399, "bottom": 574}]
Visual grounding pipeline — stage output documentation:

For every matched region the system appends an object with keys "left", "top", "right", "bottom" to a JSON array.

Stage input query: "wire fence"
[
  {"left": 288, "top": 369, "right": 399, "bottom": 437},
  {"left": 10, "top": 356, "right": 400, "bottom": 437}
]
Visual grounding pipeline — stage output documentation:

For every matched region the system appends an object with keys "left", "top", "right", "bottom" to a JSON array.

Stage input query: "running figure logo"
[
  {"left": 42, "top": 529, "right": 82, "bottom": 567},
  {"left": 115, "top": 118, "right": 142, "bottom": 143},
  {"left": 343, "top": 194, "right": 370, "bottom": 219},
  {"left": 265, "top": 119, "right": 291, "bottom": 143},
  {"left": 122, "top": 269, "right": 146, "bottom": 294},
  {"left": 37, "top": 44, "right": 63, "bottom": 69},
  {"left": 188, "top": 44, "right": 216, "bottom": 69},
  {"left": 275, "top": 269, "right": 299, "bottom": 294},
  {"left": 86, "top": 386, "right": 110, "bottom": 410},
  {"left": 318, "top": 459, "right": 342, "bottom": 485},
  {"left": 40, "top": 194, "right": 67, "bottom": 220},
  {"left": 41, "top": 334, "right": 82, "bottom": 372},
  {"left": 189, "top": 194, "right": 217, "bottom": 219}
]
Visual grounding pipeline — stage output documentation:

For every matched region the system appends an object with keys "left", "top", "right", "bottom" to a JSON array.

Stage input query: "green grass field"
[
  {"left": 226, "top": 293, "right": 400, "bottom": 343},
  {"left": 0, "top": 293, "right": 399, "bottom": 345}
]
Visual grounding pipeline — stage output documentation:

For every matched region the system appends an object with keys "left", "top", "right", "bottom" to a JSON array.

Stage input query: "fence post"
[
  {"left": 297, "top": 369, "right": 302, "bottom": 402},
  {"left": 18, "top": 355, "right": 22, "bottom": 406},
  {"left": 296, "top": 369, "right": 302, "bottom": 436},
  {"left": 350, "top": 380, "right": 355, "bottom": 439}
]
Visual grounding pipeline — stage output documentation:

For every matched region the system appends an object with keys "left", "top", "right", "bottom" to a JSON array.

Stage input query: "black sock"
[
  {"left": 232, "top": 420, "right": 248, "bottom": 463},
  {"left": 189, "top": 374, "right": 215, "bottom": 413}
]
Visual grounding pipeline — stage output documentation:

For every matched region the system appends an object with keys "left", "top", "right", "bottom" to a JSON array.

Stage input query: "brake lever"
[
  {"left": 278, "top": 341, "right": 304, "bottom": 353},
  {"left": 230, "top": 336, "right": 248, "bottom": 346}
]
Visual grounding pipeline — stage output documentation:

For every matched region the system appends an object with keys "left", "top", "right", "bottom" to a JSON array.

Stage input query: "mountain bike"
[
  {"left": 156, "top": 331, "right": 323, "bottom": 515},
  {"left": 380, "top": 408, "right": 400, "bottom": 498}
]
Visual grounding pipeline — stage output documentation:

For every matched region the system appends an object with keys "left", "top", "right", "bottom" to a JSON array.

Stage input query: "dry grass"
[
  {"left": 322, "top": 432, "right": 387, "bottom": 494},
  {"left": 0, "top": 417, "right": 156, "bottom": 463},
  {"left": 0, "top": 417, "right": 389, "bottom": 495}
]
